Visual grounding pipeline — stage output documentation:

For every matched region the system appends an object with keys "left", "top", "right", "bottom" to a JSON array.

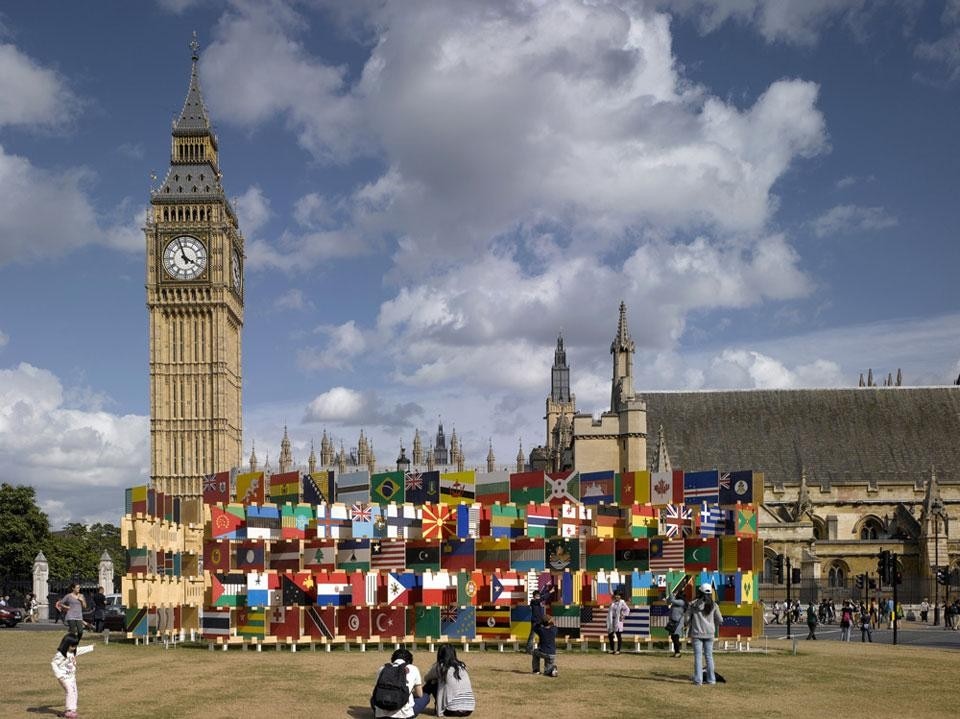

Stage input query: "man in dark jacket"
[
  {"left": 532, "top": 617, "right": 558, "bottom": 677},
  {"left": 525, "top": 590, "right": 546, "bottom": 654}
]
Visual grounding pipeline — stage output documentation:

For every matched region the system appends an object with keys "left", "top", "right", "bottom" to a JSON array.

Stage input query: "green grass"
[{"left": 2, "top": 632, "right": 955, "bottom": 718}]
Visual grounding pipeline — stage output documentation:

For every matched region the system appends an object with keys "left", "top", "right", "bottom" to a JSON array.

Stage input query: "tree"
[
  {"left": 0, "top": 483, "right": 50, "bottom": 580},
  {"left": 44, "top": 523, "right": 125, "bottom": 581}
]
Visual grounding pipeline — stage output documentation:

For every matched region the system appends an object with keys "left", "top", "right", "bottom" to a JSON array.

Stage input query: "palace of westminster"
[{"left": 147, "top": 38, "right": 959, "bottom": 596}]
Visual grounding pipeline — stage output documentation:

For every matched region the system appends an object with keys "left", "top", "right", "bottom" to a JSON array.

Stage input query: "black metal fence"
[{"left": 760, "top": 576, "right": 957, "bottom": 605}]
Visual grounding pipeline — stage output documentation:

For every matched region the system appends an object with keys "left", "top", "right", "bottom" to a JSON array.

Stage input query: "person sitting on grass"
[{"left": 422, "top": 644, "right": 476, "bottom": 717}]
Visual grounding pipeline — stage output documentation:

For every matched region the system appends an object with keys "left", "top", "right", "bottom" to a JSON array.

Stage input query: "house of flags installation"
[{"left": 119, "top": 468, "right": 764, "bottom": 645}]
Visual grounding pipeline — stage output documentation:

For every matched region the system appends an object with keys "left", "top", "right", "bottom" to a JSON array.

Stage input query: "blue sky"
[{"left": 1, "top": 0, "right": 958, "bottom": 528}]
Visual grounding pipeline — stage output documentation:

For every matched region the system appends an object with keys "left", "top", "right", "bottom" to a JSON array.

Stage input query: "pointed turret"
[
  {"left": 412, "top": 429, "right": 424, "bottom": 466},
  {"left": 654, "top": 424, "right": 672, "bottom": 473},
  {"left": 486, "top": 440, "right": 496, "bottom": 473},
  {"left": 263, "top": 451, "right": 272, "bottom": 475},
  {"left": 337, "top": 442, "right": 347, "bottom": 475},
  {"left": 896, "top": 368, "right": 902, "bottom": 386},
  {"left": 426, "top": 443, "right": 436, "bottom": 472},
  {"left": 279, "top": 425, "right": 293, "bottom": 473},
  {"left": 249, "top": 441, "right": 258, "bottom": 472},
  {"left": 367, "top": 442, "right": 376, "bottom": 475},
  {"left": 308, "top": 441, "right": 317, "bottom": 474},
  {"left": 867, "top": 368, "right": 874, "bottom": 387},
  {"left": 610, "top": 301, "right": 636, "bottom": 411},
  {"left": 516, "top": 439, "right": 525, "bottom": 473},
  {"left": 320, "top": 429, "right": 334, "bottom": 467},
  {"left": 551, "top": 332, "right": 571, "bottom": 402},
  {"left": 858, "top": 373, "right": 865, "bottom": 387},
  {"left": 794, "top": 466, "right": 812, "bottom": 520}
]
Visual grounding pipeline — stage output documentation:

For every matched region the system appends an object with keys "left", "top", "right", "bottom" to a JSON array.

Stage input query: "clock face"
[
  {"left": 162, "top": 236, "right": 207, "bottom": 280},
  {"left": 232, "top": 249, "right": 242, "bottom": 292}
]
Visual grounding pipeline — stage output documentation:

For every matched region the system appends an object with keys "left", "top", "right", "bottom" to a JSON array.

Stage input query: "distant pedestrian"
[
  {"left": 772, "top": 600, "right": 782, "bottom": 624},
  {"left": 665, "top": 588, "right": 687, "bottom": 657},
  {"left": 860, "top": 611, "right": 873, "bottom": 642},
  {"left": 684, "top": 584, "right": 723, "bottom": 686},
  {"left": 919, "top": 598, "right": 930, "bottom": 624},
  {"left": 606, "top": 590, "right": 630, "bottom": 655},
  {"left": 886, "top": 598, "right": 895, "bottom": 629},
  {"left": 839, "top": 601, "right": 854, "bottom": 642},
  {"left": 57, "top": 585, "right": 86, "bottom": 639},
  {"left": 805, "top": 601, "right": 818, "bottom": 640},
  {"left": 93, "top": 587, "right": 107, "bottom": 633}
]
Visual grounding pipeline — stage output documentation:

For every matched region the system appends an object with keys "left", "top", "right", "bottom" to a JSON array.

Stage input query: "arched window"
[
  {"left": 762, "top": 550, "right": 778, "bottom": 584},
  {"left": 812, "top": 515, "right": 827, "bottom": 540},
  {"left": 827, "top": 561, "right": 849, "bottom": 588},
  {"left": 859, "top": 516, "right": 884, "bottom": 540}
]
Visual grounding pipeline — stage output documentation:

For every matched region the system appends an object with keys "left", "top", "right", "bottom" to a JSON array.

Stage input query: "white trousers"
[{"left": 58, "top": 675, "right": 78, "bottom": 711}]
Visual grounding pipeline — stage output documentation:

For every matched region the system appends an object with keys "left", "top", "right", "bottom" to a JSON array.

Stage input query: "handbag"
[{"left": 665, "top": 618, "right": 679, "bottom": 635}]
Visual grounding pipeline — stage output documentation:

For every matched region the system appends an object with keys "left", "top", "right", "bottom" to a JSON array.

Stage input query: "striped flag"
[
  {"left": 649, "top": 538, "right": 685, "bottom": 572},
  {"left": 659, "top": 504, "right": 694, "bottom": 538},
  {"left": 622, "top": 606, "right": 650, "bottom": 637},
  {"left": 579, "top": 606, "right": 607, "bottom": 637},
  {"left": 552, "top": 605, "right": 581, "bottom": 638},
  {"left": 371, "top": 539, "right": 406, "bottom": 571}
]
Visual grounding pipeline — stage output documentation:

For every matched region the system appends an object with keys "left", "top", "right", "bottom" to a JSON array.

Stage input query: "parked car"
[
  {"left": 0, "top": 605, "right": 24, "bottom": 628},
  {"left": 102, "top": 594, "right": 126, "bottom": 632}
]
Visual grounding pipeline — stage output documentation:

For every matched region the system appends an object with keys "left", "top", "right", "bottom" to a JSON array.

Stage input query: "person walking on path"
[
  {"left": 525, "top": 590, "right": 545, "bottom": 654},
  {"left": 606, "top": 590, "right": 630, "bottom": 655},
  {"left": 684, "top": 584, "right": 723, "bottom": 686},
  {"left": 805, "top": 601, "right": 818, "bottom": 640},
  {"left": 57, "top": 585, "right": 86, "bottom": 639},
  {"left": 665, "top": 588, "right": 686, "bottom": 657},
  {"left": 920, "top": 598, "right": 930, "bottom": 624}
]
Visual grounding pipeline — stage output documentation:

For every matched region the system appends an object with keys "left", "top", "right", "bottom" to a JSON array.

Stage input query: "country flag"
[
  {"left": 269, "top": 471, "right": 301, "bottom": 504},
  {"left": 545, "top": 471, "right": 579, "bottom": 504},
  {"left": 303, "top": 606, "right": 336, "bottom": 639},
  {"left": 371, "top": 539, "right": 406, "bottom": 571},
  {"left": 203, "top": 471, "right": 231, "bottom": 505},
  {"left": 696, "top": 503, "right": 729, "bottom": 538},
  {"left": 649, "top": 538, "right": 684, "bottom": 572},
  {"left": 386, "top": 572, "right": 418, "bottom": 606},
  {"left": 579, "top": 470, "right": 615, "bottom": 505},
  {"left": 683, "top": 469, "right": 720, "bottom": 506},
  {"left": 615, "top": 538, "right": 649, "bottom": 572},
  {"left": 684, "top": 538, "right": 718, "bottom": 571},
  {"left": 235, "top": 471, "right": 265, "bottom": 506},
  {"left": 405, "top": 540, "right": 440, "bottom": 572},
  {"left": 371, "top": 606, "right": 406, "bottom": 638},
  {"left": 281, "top": 504, "right": 314, "bottom": 539},
  {"left": 200, "top": 608, "right": 230, "bottom": 638},
  {"left": 490, "top": 572, "right": 525, "bottom": 605},
  {"left": 422, "top": 503, "right": 455, "bottom": 540},
  {"left": 622, "top": 606, "right": 650, "bottom": 637},
  {"left": 441, "top": 538, "right": 476, "bottom": 573},
  {"left": 302, "top": 539, "right": 336, "bottom": 570},
  {"left": 586, "top": 537, "right": 616, "bottom": 571},
  {"left": 234, "top": 541, "right": 265, "bottom": 571},
  {"left": 579, "top": 606, "right": 608, "bottom": 637},
  {"left": 659, "top": 504, "right": 694, "bottom": 538},
  {"left": 371, "top": 471, "right": 405, "bottom": 505},
  {"left": 440, "top": 470, "right": 476, "bottom": 505},
  {"left": 281, "top": 572, "right": 316, "bottom": 606},
  {"left": 337, "top": 606, "right": 370, "bottom": 639},
  {"left": 269, "top": 605, "right": 301, "bottom": 639},
  {"left": 476, "top": 605, "right": 511, "bottom": 639},
  {"left": 203, "top": 540, "right": 230, "bottom": 574},
  {"left": 441, "top": 605, "right": 476, "bottom": 639},
  {"left": 210, "top": 505, "right": 245, "bottom": 539},
  {"left": 269, "top": 540, "right": 302, "bottom": 571},
  {"left": 236, "top": 607, "right": 266, "bottom": 637}
]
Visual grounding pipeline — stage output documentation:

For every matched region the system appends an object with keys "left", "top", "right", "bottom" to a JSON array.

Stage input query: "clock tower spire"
[{"left": 146, "top": 33, "right": 244, "bottom": 497}]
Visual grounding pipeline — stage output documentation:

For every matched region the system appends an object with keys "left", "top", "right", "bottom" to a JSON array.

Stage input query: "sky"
[{"left": 1, "top": 0, "right": 959, "bottom": 529}]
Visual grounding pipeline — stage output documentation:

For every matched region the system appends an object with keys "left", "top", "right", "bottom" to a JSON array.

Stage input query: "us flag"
[
  {"left": 580, "top": 606, "right": 608, "bottom": 637},
  {"left": 371, "top": 539, "right": 406, "bottom": 570}
]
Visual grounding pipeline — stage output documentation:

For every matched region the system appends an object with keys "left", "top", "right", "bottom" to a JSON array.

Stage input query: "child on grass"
[{"left": 51, "top": 633, "right": 93, "bottom": 718}]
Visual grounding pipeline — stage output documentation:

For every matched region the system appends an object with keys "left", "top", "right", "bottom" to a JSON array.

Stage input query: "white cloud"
[
  {"left": 273, "top": 288, "right": 312, "bottom": 311},
  {"left": 0, "top": 145, "right": 144, "bottom": 266},
  {"left": 298, "top": 321, "right": 367, "bottom": 371},
  {"left": 0, "top": 43, "right": 79, "bottom": 129},
  {"left": 302, "top": 386, "right": 423, "bottom": 428},
  {"left": 811, "top": 204, "right": 898, "bottom": 238},
  {"left": 233, "top": 185, "right": 271, "bottom": 235},
  {"left": 202, "top": 1, "right": 364, "bottom": 163},
  {"left": 0, "top": 362, "right": 149, "bottom": 528},
  {"left": 117, "top": 142, "right": 145, "bottom": 160},
  {"left": 704, "top": 349, "right": 845, "bottom": 389},
  {"left": 652, "top": 1, "right": 887, "bottom": 46}
]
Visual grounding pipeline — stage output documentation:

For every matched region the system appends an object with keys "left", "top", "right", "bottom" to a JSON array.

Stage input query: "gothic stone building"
[{"left": 538, "top": 303, "right": 960, "bottom": 599}]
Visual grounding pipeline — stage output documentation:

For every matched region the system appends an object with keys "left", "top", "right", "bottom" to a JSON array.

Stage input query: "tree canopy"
[{"left": 0, "top": 483, "right": 50, "bottom": 580}]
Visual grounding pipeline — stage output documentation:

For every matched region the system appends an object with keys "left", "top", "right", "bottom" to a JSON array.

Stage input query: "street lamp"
[
  {"left": 933, "top": 497, "right": 943, "bottom": 626},
  {"left": 396, "top": 444, "right": 411, "bottom": 474}
]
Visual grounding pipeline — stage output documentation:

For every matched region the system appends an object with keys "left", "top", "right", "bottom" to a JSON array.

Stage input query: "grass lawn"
[{"left": 2, "top": 632, "right": 954, "bottom": 719}]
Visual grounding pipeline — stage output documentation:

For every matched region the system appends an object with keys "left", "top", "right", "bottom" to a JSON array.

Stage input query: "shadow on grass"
[
  {"left": 489, "top": 667, "right": 543, "bottom": 675},
  {"left": 345, "top": 705, "right": 374, "bottom": 718},
  {"left": 26, "top": 705, "right": 63, "bottom": 715}
]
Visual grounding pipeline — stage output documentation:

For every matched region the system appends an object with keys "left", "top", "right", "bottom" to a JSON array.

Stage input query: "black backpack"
[{"left": 372, "top": 661, "right": 410, "bottom": 711}]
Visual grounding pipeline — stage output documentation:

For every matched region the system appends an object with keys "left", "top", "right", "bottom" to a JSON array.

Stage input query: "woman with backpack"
[
  {"left": 422, "top": 644, "right": 476, "bottom": 717},
  {"left": 684, "top": 583, "right": 723, "bottom": 686}
]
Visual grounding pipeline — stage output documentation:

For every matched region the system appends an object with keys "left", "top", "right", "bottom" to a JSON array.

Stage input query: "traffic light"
[
  {"left": 877, "top": 551, "right": 890, "bottom": 584},
  {"left": 855, "top": 574, "right": 864, "bottom": 589},
  {"left": 775, "top": 554, "right": 784, "bottom": 584},
  {"left": 937, "top": 567, "right": 950, "bottom": 586}
]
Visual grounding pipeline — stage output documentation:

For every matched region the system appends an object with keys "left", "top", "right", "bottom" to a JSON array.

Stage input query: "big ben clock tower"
[{"left": 146, "top": 34, "right": 243, "bottom": 497}]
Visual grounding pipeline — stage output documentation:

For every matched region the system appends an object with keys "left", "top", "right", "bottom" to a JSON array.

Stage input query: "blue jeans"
[
  {"left": 692, "top": 638, "right": 715, "bottom": 685},
  {"left": 411, "top": 693, "right": 431, "bottom": 716}
]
